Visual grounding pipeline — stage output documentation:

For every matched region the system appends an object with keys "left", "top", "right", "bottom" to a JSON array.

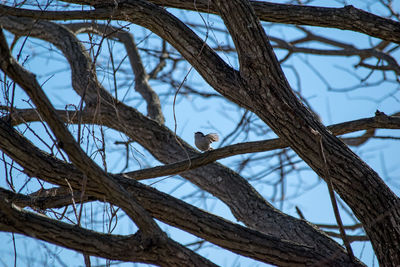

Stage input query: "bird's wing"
[{"left": 206, "top": 133, "right": 219, "bottom": 142}]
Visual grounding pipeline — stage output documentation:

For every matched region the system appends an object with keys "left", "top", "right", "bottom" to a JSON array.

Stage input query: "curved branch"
[
  {"left": 0, "top": 28, "right": 164, "bottom": 239},
  {"left": 0, "top": 191, "right": 217, "bottom": 267},
  {"left": 1, "top": 1, "right": 399, "bottom": 44},
  {"left": 5, "top": 108, "right": 400, "bottom": 180},
  {"left": 0, "top": 16, "right": 113, "bottom": 106},
  {"left": 66, "top": 22, "right": 165, "bottom": 124},
  {"left": 215, "top": 0, "right": 400, "bottom": 265},
  {"left": 0, "top": 6, "right": 248, "bottom": 108},
  {"left": 0, "top": 127, "right": 356, "bottom": 266},
  {"left": 149, "top": 1, "right": 400, "bottom": 44}
]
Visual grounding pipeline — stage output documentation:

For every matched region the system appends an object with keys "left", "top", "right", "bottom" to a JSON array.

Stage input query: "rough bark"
[
  {"left": 7, "top": 108, "right": 400, "bottom": 181},
  {"left": 213, "top": 0, "right": 400, "bottom": 265},
  {"left": 0, "top": 120, "right": 358, "bottom": 266},
  {"left": 0, "top": 27, "right": 216, "bottom": 267},
  {"left": 0, "top": 15, "right": 356, "bottom": 260},
  {"left": 0, "top": 192, "right": 217, "bottom": 266},
  {"left": 2, "top": 1, "right": 399, "bottom": 44}
]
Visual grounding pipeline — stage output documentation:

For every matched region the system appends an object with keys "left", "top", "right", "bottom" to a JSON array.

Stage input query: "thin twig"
[{"left": 317, "top": 132, "right": 355, "bottom": 262}]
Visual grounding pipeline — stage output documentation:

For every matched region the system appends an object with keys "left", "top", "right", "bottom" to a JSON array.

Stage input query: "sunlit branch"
[{"left": 1, "top": 1, "right": 399, "bottom": 43}]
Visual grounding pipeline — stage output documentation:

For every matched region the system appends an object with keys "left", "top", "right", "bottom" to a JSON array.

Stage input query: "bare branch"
[
  {"left": 324, "top": 231, "right": 369, "bottom": 243},
  {"left": 214, "top": 0, "right": 400, "bottom": 264},
  {"left": 4, "top": 107, "right": 400, "bottom": 180},
  {"left": 1, "top": 1, "right": 399, "bottom": 43},
  {"left": 0, "top": 27, "right": 164, "bottom": 238},
  {"left": 0, "top": 190, "right": 217, "bottom": 267},
  {"left": 66, "top": 22, "right": 165, "bottom": 124},
  {"left": 0, "top": 187, "right": 342, "bottom": 266},
  {"left": 0, "top": 118, "right": 361, "bottom": 265}
]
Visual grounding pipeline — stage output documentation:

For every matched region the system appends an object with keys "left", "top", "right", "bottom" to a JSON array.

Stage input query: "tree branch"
[
  {"left": 1, "top": 187, "right": 342, "bottom": 266},
  {"left": 0, "top": 27, "right": 165, "bottom": 239},
  {"left": 1, "top": 1, "right": 399, "bottom": 44},
  {"left": 4, "top": 107, "right": 400, "bottom": 180},
  {"left": 0, "top": 190, "right": 217, "bottom": 266},
  {"left": 214, "top": 0, "right": 400, "bottom": 265},
  {"left": 0, "top": 118, "right": 364, "bottom": 265},
  {"left": 66, "top": 22, "right": 165, "bottom": 124},
  {"left": 0, "top": 15, "right": 272, "bottom": 246}
]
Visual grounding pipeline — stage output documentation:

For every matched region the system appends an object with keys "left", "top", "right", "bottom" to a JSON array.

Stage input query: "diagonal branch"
[
  {"left": 0, "top": 187, "right": 338, "bottom": 266},
  {"left": 0, "top": 126, "right": 359, "bottom": 266},
  {"left": 0, "top": 190, "right": 217, "bottom": 266},
  {"left": 4, "top": 107, "right": 400, "bottom": 180},
  {"left": 1, "top": 2, "right": 399, "bottom": 44},
  {"left": 214, "top": 0, "right": 400, "bottom": 265},
  {"left": 0, "top": 27, "right": 163, "bottom": 238},
  {"left": 0, "top": 114, "right": 364, "bottom": 265},
  {"left": 66, "top": 22, "right": 165, "bottom": 124},
  {"left": 6, "top": 186, "right": 371, "bottom": 243}
]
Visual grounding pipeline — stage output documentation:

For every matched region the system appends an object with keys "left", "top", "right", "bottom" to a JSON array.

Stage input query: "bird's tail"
[{"left": 207, "top": 133, "right": 219, "bottom": 142}]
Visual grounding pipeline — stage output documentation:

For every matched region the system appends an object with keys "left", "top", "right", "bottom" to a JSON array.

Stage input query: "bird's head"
[{"left": 195, "top": 131, "right": 204, "bottom": 137}]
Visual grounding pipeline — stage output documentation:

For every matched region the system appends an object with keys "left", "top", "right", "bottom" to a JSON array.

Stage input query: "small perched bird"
[{"left": 194, "top": 132, "right": 219, "bottom": 151}]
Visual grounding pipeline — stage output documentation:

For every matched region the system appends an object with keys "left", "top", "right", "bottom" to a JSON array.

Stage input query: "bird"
[{"left": 194, "top": 132, "right": 219, "bottom": 151}]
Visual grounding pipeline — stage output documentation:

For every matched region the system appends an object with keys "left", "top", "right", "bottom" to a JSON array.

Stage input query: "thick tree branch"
[
  {"left": 0, "top": 191, "right": 217, "bottom": 267},
  {"left": 4, "top": 107, "right": 400, "bottom": 180},
  {"left": 0, "top": 28, "right": 165, "bottom": 239},
  {"left": 150, "top": 1, "right": 400, "bottom": 44},
  {"left": 7, "top": 186, "right": 371, "bottom": 243},
  {"left": 0, "top": 123, "right": 362, "bottom": 266},
  {"left": 0, "top": 15, "right": 306, "bottom": 250},
  {"left": 0, "top": 188, "right": 339, "bottom": 266},
  {"left": 214, "top": 0, "right": 400, "bottom": 265},
  {"left": 1, "top": 1, "right": 399, "bottom": 44}
]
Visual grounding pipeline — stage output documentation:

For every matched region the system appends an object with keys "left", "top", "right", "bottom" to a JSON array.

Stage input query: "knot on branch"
[{"left": 375, "top": 110, "right": 389, "bottom": 122}]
